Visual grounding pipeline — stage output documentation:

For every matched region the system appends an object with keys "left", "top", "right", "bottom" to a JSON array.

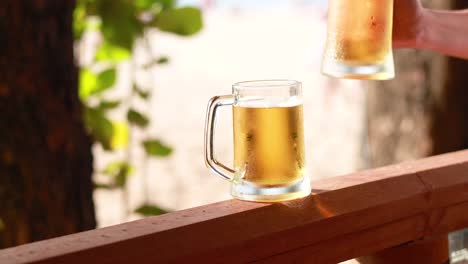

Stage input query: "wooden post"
[
  {"left": 357, "top": 236, "right": 449, "bottom": 264},
  {"left": 430, "top": 0, "right": 468, "bottom": 156}
]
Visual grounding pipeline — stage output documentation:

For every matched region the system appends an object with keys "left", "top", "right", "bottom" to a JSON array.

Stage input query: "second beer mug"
[
  {"left": 204, "top": 80, "right": 311, "bottom": 202},
  {"left": 322, "top": 0, "right": 395, "bottom": 80}
]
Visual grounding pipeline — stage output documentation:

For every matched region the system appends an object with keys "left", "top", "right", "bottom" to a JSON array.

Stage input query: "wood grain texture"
[
  {"left": 357, "top": 236, "right": 449, "bottom": 264},
  {"left": 0, "top": 150, "right": 467, "bottom": 264}
]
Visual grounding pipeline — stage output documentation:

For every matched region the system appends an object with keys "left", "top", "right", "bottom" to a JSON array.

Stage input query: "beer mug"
[
  {"left": 321, "top": 0, "right": 395, "bottom": 80},
  {"left": 204, "top": 80, "right": 311, "bottom": 202}
]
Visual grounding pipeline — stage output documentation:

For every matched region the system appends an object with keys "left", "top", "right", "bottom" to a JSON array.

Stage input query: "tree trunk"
[{"left": 0, "top": 0, "right": 96, "bottom": 248}]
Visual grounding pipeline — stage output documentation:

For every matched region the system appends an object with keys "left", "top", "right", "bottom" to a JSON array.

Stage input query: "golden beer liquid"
[
  {"left": 327, "top": 0, "right": 393, "bottom": 64},
  {"left": 233, "top": 105, "right": 305, "bottom": 187},
  {"left": 321, "top": 0, "right": 394, "bottom": 80}
]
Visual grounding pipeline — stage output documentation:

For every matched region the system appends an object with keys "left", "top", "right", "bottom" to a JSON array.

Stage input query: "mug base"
[
  {"left": 321, "top": 55, "right": 395, "bottom": 80},
  {"left": 230, "top": 176, "right": 311, "bottom": 202}
]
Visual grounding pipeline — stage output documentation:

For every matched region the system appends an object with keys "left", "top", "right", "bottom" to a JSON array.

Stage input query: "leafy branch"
[{"left": 74, "top": 0, "right": 202, "bottom": 218}]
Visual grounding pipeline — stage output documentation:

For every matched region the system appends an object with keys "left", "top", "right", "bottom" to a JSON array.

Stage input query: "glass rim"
[{"left": 232, "top": 80, "right": 300, "bottom": 90}]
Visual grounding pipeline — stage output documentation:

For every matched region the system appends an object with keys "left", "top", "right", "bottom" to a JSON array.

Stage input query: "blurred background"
[
  {"left": 77, "top": 0, "right": 366, "bottom": 227},
  {"left": 2, "top": 0, "right": 467, "bottom": 262}
]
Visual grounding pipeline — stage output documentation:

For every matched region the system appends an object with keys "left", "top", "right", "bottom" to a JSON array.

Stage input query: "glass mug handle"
[{"left": 204, "top": 95, "right": 235, "bottom": 181}]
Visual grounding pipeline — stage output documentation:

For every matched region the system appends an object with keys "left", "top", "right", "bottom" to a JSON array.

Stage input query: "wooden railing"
[{"left": 1, "top": 150, "right": 468, "bottom": 264}]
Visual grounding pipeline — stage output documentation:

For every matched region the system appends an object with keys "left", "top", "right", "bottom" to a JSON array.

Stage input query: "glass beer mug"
[
  {"left": 321, "top": 0, "right": 395, "bottom": 80},
  {"left": 204, "top": 80, "right": 311, "bottom": 202}
]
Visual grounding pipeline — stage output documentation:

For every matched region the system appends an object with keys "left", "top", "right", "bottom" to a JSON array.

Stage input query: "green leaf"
[
  {"left": 97, "top": 68, "right": 117, "bottom": 91},
  {"left": 153, "top": 7, "right": 203, "bottom": 36},
  {"left": 115, "top": 168, "right": 128, "bottom": 187},
  {"left": 103, "top": 161, "right": 134, "bottom": 188},
  {"left": 98, "top": 100, "right": 121, "bottom": 110},
  {"left": 135, "top": 204, "right": 168, "bottom": 216},
  {"left": 111, "top": 121, "right": 129, "bottom": 149},
  {"left": 79, "top": 69, "right": 97, "bottom": 100},
  {"left": 135, "top": 0, "right": 174, "bottom": 11},
  {"left": 133, "top": 85, "right": 151, "bottom": 99},
  {"left": 96, "top": 42, "right": 131, "bottom": 62},
  {"left": 156, "top": 56, "right": 169, "bottom": 64},
  {"left": 103, "top": 161, "right": 129, "bottom": 175},
  {"left": 74, "top": 1, "right": 102, "bottom": 39},
  {"left": 143, "top": 56, "right": 170, "bottom": 69},
  {"left": 73, "top": 2, "right": 87, "bottom": 39},
  {"left": 127, "top": 109, "right": 149, "bottom": 128},
  {"left": 84, "top": 107, "right": 114, "bottom": 150},
  {"left": 97, "top": 0, "right": 143, "bottom": 49},
  {"left": 94, "top": 183, "right": 116, "bottom": 190},
  {"left": 143, "top": 140, "right": 173, "bottom": 157},
  {"left": 79, "top": 68, "right": 116, "bottom": 99}
]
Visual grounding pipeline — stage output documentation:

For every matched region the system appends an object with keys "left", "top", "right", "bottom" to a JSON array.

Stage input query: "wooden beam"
[
  {"left": 1, "top": 150, "right": 467, "bottom": 264},
  {"left": 357, "top": 236, "right": 449, "bottom": 264}
]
